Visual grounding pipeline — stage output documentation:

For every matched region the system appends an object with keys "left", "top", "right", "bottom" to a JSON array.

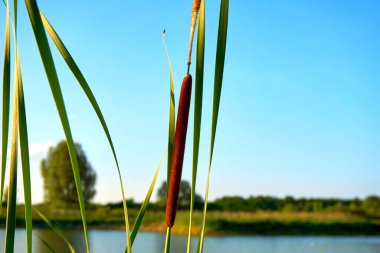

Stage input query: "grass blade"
[
  {"left": 162, "top": 33, "right": 176, "bottom": 188},
  {"left": 16, "top": 50, "right": 33, "bottom": 253},
  {"left": 162, "top": 31, "right": 175, "bottom": 253},
  {"left": 0, "top": 1, "right": 10, "bottom": 214},
  {"left": 38, "top": 236, "right": 58, "bottom": 253},
  {"left": 24, "top": 1, "right": 90, "bottom": 251},
  {"left": 129, "top": 152, "right": 164, "bottom": 246},
  {"left": 197, "top": 0, "right": 228, "bottom": 252},
  {"left": 35, "top": 210, "right": 76, "bottom": 253},
  {"left": 4, "top": 39, "right": 19, "bottom": 253},
  {"left": 187, "top": 0, "right": 205, "bottom": 252},
  {"left": 13, "top": 0, "right": 17, "bottom": 28},
  {"left": 8, "top": 1, "right": 34, "bottom": 251},
  {"left": 39, "top": 12, "right": 131, "bottom": 251}
]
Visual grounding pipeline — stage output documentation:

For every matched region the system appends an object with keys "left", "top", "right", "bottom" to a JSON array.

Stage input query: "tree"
[
  {"left": 157, "top": 180, "right": 203, "bottom": 208},
  {"left": 41, "top": 141, "right": 96, "bottom": 204},
  {"left": 363, "top": 195, "right": 380, "bottom": 217}
]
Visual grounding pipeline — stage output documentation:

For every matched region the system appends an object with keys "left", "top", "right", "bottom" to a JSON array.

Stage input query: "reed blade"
[
  {"left": 24, "top": 0, "right": 90, "bottom": 251},
  {"left": 187, "top": 1, "right": 205, "bottom": 252},
  {"left": 4, "top": 38, "right": 19, "bottom": 253},
  {"left": 0, "top": 1, "right": 10, "bottom": 215},
  {"left": 16, "top": 51, "right": 33, "bottom": 253},
  {"left": 36, "top": 210, "right": 76, "bottom": 253},
  {"left": 197, "top": 0, "right": 228, "bottom": 252},
  {"left": 129, "top": 153, "right": 164, "bottom": 246},
  {"left": 162, "top": 34, "right": 176, "bottom": 188},
  {"left": 38, "top": 236, "right": 58, "bottom": 253},
  {"left": 12, "top": 0, "right": 17, "bottom": 28},
  {"left": 8, "top": 2, "right": 34, "bottom": 250},
  {"left": 39, "top": 12, "right": 131, "bottom": 251}
]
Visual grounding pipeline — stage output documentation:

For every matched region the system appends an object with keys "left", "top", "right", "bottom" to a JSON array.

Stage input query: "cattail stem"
[
  {"left": 187, "top": 0, "right": 201, "bottom": 68},
  {"left": 165, "top": 74, "right": 192, "bottom": 228},
  {"left": 164, "top": 227, "right": 171, "bottom": 253}
]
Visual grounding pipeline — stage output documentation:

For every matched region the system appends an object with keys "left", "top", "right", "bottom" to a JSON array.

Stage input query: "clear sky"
[{"left": 0, "top": 0, "right": 379, "bottom": 204}]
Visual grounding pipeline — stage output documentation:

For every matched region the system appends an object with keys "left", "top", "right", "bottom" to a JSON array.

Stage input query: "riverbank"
[{"left": 1, "top": 204, "right": 379, "bottom": 236}]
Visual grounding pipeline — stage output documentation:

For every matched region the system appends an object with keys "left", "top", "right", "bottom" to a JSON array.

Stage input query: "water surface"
[{"left": 1, "top": 229, "right": 379, "bottom": 252}]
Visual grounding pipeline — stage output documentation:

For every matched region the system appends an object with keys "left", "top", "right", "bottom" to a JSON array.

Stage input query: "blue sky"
[{"left": 0, "top": 0, "right": 379, "bottom": 204}]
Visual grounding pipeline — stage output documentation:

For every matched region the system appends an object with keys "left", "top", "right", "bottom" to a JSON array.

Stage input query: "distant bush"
[{"left": 209, "top": 195, "right": 380, "bottom": 217}]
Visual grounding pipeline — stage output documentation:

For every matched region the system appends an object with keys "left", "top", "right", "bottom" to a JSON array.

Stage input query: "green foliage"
[
  {"left": 24, "top": 1, "right": 91, "bottom": 250},
  {"left": 363, "top": 195, "right": 380, "bottom": 217},
  {"left": 41, "top": 141, "right": 96, "bottom": 204},
  {"left": 1, "top": 202, "right": 380, "bottom": 236},
  {"left": 209, "top": 195, "right": 380, "bottom": 218},
  {"left": 162, "top": 33, "right": 176, "bottom": 189},
  {"left": 187, "top": 1, "right": 205, "bottom": 251},
  {"left": 0, "top": 1, "right": 11, "bottom": 212},
  {"left": 198, "top": 0, "right": 229, "bottom": 251},
  {"left": 0, "top": 0, "right": 229, "bottom": 251},
  {"left": 4, "top": 53, "right": 19, "bottom": 252},
  {"left": 106, "top": 199, "right": 138, "bottom": 209}
]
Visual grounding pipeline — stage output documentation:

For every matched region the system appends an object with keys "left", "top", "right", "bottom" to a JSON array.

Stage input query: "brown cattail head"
[
  {"left": 165, "top": 74, "right": 192, "bottom": 228},
  {"left": 187, "top": 0, "right": 201, "bottom": 66}
]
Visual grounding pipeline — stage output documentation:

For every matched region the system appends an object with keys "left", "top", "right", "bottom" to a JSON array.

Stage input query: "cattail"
[
  {"left": 187, "top": 0, "right": 201, "bottom": 66},
  {"left": 166, "top": 74, "right": 192, "bottom": 227}
]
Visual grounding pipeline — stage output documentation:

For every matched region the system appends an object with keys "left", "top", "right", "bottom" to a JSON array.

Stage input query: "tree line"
[
  {"left": 205, "top": 195, "right": 380, "bottom": 217},
  {"left": 107, "top": 188, "right": 380, "bottom": 219},
  {"left": 22, "top": 140, "right": 379, "bottom": 220}
]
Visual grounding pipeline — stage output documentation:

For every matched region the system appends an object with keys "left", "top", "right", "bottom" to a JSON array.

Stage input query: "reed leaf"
[
  {"left": 187, "top": 1, "right": 205, "bottom": 252},
  {"left": 0, "top": 1, "right": 10, "bottom": 214},
  {"left": 197, "top": 0, "right": 228, "bottom": 252},
  {"left": 24, "top": 0, "right": 90, "bottom": 251},
  {"left": 8, "top": 1, "right": 34, "bottom": 251},
  {"left": 4, "top": 38, "right": 19, "bottom": 253},
  {"left": 129, "top": 152, "right": 164, "bottom": 246},
  {"left": 39, "top": 12, "right": 131, "bottom": 251},
  {"left": 162, "top": 33, "right": 176, "bottom": 188},
  {"left": 12, "top": 0, "right": 17, "bottom": 26},
  {"left": 16, "top": 50, "right": 33, "bottom": 253},
  {"left": 36, "top": 210, "right": 76, "bottom": 253},
  {"left": 162, "top": 34, "right": 175, "bottom": 253},
  {"left": 39, "top": 236, "right": 58, "bottom": 253}
]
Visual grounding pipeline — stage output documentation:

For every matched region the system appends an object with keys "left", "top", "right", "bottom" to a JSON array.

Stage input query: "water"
[{"left": 0, "top": 229, "right": 379, "bottom": 253}]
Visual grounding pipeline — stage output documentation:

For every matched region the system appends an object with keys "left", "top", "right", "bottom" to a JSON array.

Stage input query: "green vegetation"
[
  {"left": 208, "top": 195, "right": 380, "bottom": 218},
  {"left": 0, "top": 0, "right": 228, "bottom": 251},
  {"left": 1, "top": 195, "right": 379, "bottom": 236},
  {"left": 41, "top": 141, "right": 97, "bottom": 204}
]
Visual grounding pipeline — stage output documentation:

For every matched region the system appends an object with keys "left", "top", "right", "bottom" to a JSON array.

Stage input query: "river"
[{"left": 0, "top": 229, "right": 379, "bottom": 252}]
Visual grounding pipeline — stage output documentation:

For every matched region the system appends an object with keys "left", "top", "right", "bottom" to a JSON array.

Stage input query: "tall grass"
[
  {"left": 187, "top": 1, "right": 205, "bottom": 252},
  {"left": 0, "top": 0, "right": 228, "bottom": 252},
  {"left": 197, "top": 0, "right": 228, "bottom": 252}
]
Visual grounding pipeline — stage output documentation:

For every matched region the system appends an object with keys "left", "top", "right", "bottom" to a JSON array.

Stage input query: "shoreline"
[
  {"left": 1, "top": 207, "right": 379, "bottom": 236},
  {"left": 2, "top": 218, "right": 379, "bottom": 236},
  {"left": 6, "top": 226, "right": 380, "bottom": 238}
]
